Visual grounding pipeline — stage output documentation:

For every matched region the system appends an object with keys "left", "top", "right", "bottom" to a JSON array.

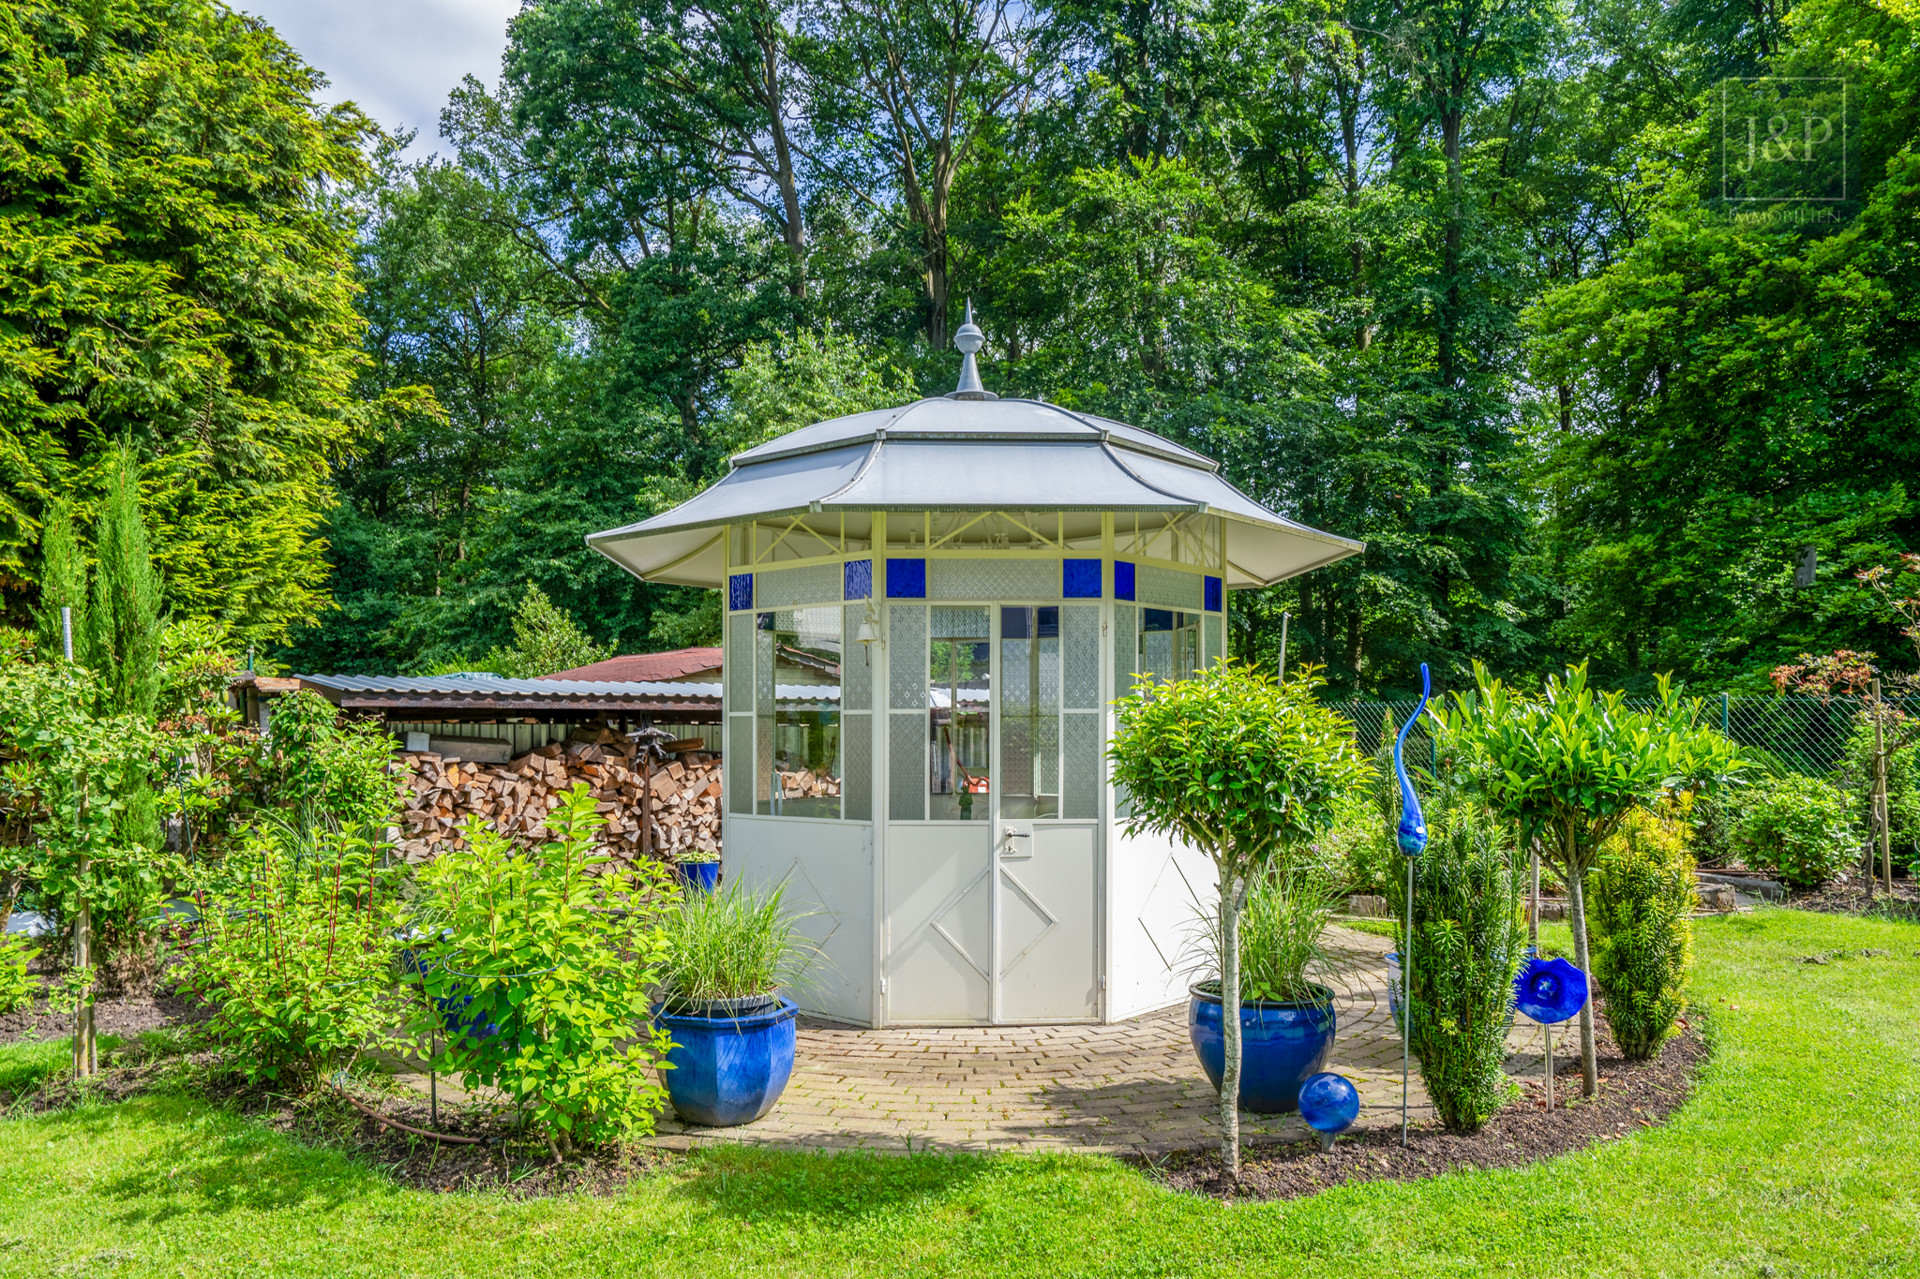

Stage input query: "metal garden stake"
[{"left": 1393, "top": 663, "right": 1431, "bottom": 1147}]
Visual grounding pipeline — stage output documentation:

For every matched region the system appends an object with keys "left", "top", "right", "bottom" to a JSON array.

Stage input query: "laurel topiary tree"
[
  {"left": 1109, "top": 661, "right": 1369, "bottom": 1178},
  {"left": 1435, "top": 662, "right": 1740, "bottom": 1095}
]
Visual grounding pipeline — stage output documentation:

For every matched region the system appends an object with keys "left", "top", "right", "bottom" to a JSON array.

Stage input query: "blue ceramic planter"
[
  {"left": 1187, "top": 983, "right": 1336, "bottom": 1114},
  {"left": 677, "top": 861, "right": 720, "bottom": 893},
  {"left": 398, "top": 948, "right": 502, "bottom": 1043},
  {"left": 656, "top": 997, "right": 798, "bottom": 1127}
]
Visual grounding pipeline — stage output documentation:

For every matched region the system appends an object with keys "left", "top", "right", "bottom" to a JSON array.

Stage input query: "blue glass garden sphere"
[
  {"left": 1514, "top": 956, "right": 1588, "bottom": 1025},
  {"left": 1297, "top": 1071, "right": 1360, "bottom": 1135}
]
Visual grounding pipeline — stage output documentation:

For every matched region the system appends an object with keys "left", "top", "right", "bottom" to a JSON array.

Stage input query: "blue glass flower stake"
[{"left": 1392, "top": 663, "right": 1431, "bottom": 1147}]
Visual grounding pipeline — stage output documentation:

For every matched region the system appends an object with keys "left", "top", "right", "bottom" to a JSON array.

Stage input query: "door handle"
[{"left": 1001, "top": 825, "right": 1033, "bottom": 858}]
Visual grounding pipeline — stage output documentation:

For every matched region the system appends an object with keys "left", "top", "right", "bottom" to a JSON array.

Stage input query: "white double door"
[{"left": 882, "top": 606, "right": 1101, "bottom": 1025}]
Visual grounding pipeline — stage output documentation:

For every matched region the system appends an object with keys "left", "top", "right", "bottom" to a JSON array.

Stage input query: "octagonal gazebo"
[{"left": 587, "top": 320, "right": 1362, "bottom": 1026}]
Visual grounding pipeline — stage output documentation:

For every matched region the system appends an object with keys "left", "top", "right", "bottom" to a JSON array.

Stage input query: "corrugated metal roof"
[{"left": 294, "top": 673, "right": 721, "bottom": 700}]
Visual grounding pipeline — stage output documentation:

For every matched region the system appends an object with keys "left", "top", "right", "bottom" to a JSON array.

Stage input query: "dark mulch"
[
  {"left": 1133, "top": 1020, "right": 1706, "bottom": 1202},
  {"left": 0, "top": 981, "right": 212, "bottom": 1047},
  {"left": 1789, "top": 879, "right": 1920, "bottom": 919}
]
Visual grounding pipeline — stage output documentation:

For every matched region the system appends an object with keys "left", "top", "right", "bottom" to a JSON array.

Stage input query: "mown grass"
[{"left": 0, "top": 910, "right": 1914, "bottom": 1278}]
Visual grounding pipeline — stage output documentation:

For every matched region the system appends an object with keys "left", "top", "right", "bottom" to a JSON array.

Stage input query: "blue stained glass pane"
[
  {"left": 1113, "top": 560, "right": 1136, "bottom": 600},
  {"left": 1063, "top": 558, "right": 1102, "bottom": 598},
  {"left": 844, "top": 559, "right": 873, "bottom": 600},
  {"left": 886, "top": 557, "right": 927, "bottom": 599},
  {"left": 728, "top": 573, "right": 753, "bottom": 612},
  {"left": 1204, "top": 575, "right": 1223, "bottom": 612}
]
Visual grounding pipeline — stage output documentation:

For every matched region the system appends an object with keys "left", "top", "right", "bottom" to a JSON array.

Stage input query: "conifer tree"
[
  {"left": 31, "top": 500, "right": 87, "bottom": 663},
  {"left": 81, "top": 443, "right": 165, "bottom": 893}
]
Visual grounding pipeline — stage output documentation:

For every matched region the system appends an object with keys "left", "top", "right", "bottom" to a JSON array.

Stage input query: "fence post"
[{"left": 1873, "top": 678, "right": 1892, "bottom": 896}]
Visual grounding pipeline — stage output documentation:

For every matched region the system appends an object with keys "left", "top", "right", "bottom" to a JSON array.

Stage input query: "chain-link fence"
[{"left": 1338, "top": 694, "right": 1919, "bottom": 779}]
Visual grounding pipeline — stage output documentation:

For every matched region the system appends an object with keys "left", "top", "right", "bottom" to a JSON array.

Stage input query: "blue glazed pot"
[
  {"left": 1187, "top": 982, "right": 1336, "bottom": 1114},
  {"left": 677, "top": 861, "right": 721, "bottom": 893},
  {"left": 397, "top": 948, "right": 503, "bottom": 1043},
  {"left": 655, "top": 997, "right": 798, "bottom": 1127}
]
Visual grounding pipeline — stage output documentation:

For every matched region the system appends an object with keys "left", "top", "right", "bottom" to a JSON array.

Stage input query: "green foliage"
[
  {"left": 657, "top": 882, "right": 814, "bottom": 1005},
  {"left": 1836, "top": 719, "right": 1920, "bottom": 872},
  {"left": 0, "top": 933, "right": 35, "bottom": 1015},
  {"left": 264, "top": 691, "right": 399, "bottom": 830},
  {"left": 482, "top": 583, "right": 614, "bottom": 679},
  {"left": 413, "top": 786, "right": 675, "bottom": 1150},
  {"left": 0, "top": 659, "right": 164, "bottom": 982},
  {"left": 30, "top": 500, "right": 84, "bottom": 663},
  {"left": 0, "top": 0, "right": 400, "bottom": 646},
  {"left": 1196, "top": 867, "right": 1341, "bottom": 1005},
  {"left": 79, "top": 442, "right": 164, "bottom": 862},
  {"left": 174, "top": 822, "right": 407, "bottom": 1087},
  {"left": 1591, "top": 806, "right": 1696, "bottom": 1060},
  {"left": 1109, "top": 662, "right": 1372, "bottom": 881},
  {"left": 715, "top": 329, "right": 913, "bottom": 456},
  {"left": 1389, "top": 802, "right": 1528, "bottom": 1133},
  {"left": 1735, "top": 775, "right": 1859, "bottom": 889},
  {"left": 1435, "top": 660, "right": 1740, "bottom": 1090}
]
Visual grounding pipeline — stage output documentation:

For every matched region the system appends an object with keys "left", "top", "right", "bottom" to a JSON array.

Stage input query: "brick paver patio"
[{"left": 642, "top": 924, "right": 1559, "bottom": 1155}]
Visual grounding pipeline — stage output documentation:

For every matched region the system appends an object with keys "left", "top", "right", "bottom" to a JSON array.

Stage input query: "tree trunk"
[
  {"left": 1566, "top": 866, "right": 1598, "bottom": 1098},
  {"left": 73, "top": 855, "right": 95, "bottom": 1078},
  {"left": 1219, "top": 872, "right": 1248, "bottom": 1179}
]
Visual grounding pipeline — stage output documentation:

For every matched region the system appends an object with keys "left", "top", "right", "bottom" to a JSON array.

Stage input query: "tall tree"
[{"left": 0, "top": 0, "right": 402, "bottom": 646}]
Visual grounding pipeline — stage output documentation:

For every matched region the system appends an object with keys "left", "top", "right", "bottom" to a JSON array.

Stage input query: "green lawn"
[{"left": 0, "top": 910, "right": 1914, "bottom": 1278}]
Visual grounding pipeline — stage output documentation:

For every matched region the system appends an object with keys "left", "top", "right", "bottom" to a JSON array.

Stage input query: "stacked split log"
[
  {"left": 775, "top": 769, "right": 841, "bottom": 800},
  {"left": 395, "top": 729, "right": 721, "bottom": 865}
]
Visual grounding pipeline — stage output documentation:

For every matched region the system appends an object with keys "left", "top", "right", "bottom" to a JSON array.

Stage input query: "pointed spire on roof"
[{"left": 947, "top": 299, "right": 997, "bottom": 401}]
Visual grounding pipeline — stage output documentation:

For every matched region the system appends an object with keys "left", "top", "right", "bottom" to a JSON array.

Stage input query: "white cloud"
[{"left": 235, "top": 0, "right": 521, "bottom": 158}]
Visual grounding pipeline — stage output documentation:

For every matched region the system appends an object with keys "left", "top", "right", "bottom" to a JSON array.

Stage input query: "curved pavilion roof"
[{"left": 586, "top": 394, "right": 1363, "bottom": 591}]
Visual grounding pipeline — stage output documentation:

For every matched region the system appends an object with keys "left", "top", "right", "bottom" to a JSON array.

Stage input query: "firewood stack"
[
  {"left": 395, "top": 728, "right": 722, "bottom": 865},
  {"left": 776, "top": 769, "right": 841, "bottom": 799}
]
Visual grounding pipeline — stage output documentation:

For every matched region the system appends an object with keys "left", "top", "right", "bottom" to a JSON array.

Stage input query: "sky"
[{"left": 237, "top": 0, "right": 521, "bottom": 159}]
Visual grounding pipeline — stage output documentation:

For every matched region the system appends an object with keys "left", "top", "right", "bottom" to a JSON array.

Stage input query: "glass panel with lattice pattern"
[
  {"left": 928, "top": 558, "right": 1060, "bottom": 601},
  {"left": 843, "top": 603, "right": 873, "bottom": 710},
  {"left": 1062, "top": 605, "right": 1099, "bottom": 709},
  {"left": 889, "top": 712, "right": 924, "bottom": 820},
  {"left": 728, "top": 715, "right": 753, "bottom": 814},
  {"left": 1137, "top": 564, "right": 1204, "bottom": 609},
  {"left": 843, "top": 713, "right": 871, "bottom": 821},
  {"left": 999, "top": 606, "right": 1058, "bottom": 819},
  {"left": 929, "top": 607, "right": 991, "bottom": 820},
  {"left": 1204, "top": 615, "right": 1224, "bottom": 668},
  {"left": 889, "top": 604, "right": 925, "bottom": 711},
  {"left": 1062, "top": 713, "right": 1100, "bottom": 819},
  {"left": 1112, "top": 603, "right": 1136, "bottom": 698},
  {"left": 756, "top": 562, "right": 842, "bottom": 609},
  {"left": 755, "top": 606, "right": 842, "bottom": 818},
  {"left": 728, "top": 613, "right": 753, "bottom": 711}
]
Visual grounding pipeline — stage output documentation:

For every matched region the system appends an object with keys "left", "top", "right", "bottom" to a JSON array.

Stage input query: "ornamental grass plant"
[
  {"left": 1591, "top": 805, "right": 1696, "bottom": 1060},
  {"left": 1389, "top": 801, "right": 1528, "bottom": 1133},
  {"left": 656, "top": 882, "right": 815, "bottom": 1007},
  {"left": 1192, "top": 867, "right": 1342, "bottom": 1005}
]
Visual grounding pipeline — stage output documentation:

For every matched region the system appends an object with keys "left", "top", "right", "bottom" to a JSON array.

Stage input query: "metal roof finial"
[{"left": 948, "top": 299, "right": 997, "bottom": 400}]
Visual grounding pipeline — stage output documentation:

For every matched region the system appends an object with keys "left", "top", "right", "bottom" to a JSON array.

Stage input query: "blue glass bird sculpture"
[{"left": 1393, "top": 663, "right": 1432, "bottom": 856}]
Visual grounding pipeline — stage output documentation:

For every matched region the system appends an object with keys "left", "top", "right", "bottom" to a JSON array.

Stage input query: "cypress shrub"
[
  {"left": 1390, "top": 802, "right": 1527, "bottom": 1133},
  {"left": 1591, "top": 807, "right": 1695, "bottom": 1060}
]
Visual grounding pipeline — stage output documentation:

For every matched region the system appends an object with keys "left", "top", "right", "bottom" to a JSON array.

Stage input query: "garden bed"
[{"left": 1134, "top": 1017, "right": 1706, "bottom": 1201}]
